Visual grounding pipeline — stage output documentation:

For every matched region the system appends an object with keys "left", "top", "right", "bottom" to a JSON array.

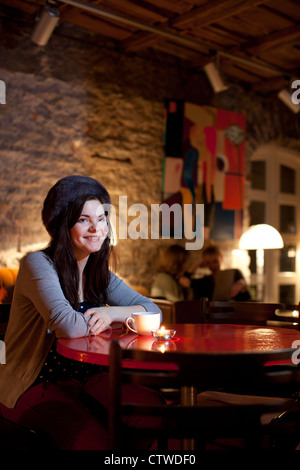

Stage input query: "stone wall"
[{"left": 0, "top": 15, "right": 299, "bottom": 289}]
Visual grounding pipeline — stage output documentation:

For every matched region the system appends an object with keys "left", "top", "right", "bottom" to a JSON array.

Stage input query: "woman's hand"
[
  {"left": 83, "top": 305, "right": 148, "bottom": 335},
  {"left": 83, "top": 307, "right": 112, "bottom": 335},
  {"left": 178, "top": 276, "right": 191, "bottom": 288}
]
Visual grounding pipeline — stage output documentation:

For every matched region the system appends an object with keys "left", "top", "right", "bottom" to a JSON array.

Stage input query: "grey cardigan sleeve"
[
  {"left": 107, "top": 272, "right": 162, "bottom": 319},
  {"left": 18, "top": 251, "right": 90, "bottom": 338},
  {"left": 18, "top": 252, "right": 161, "bottom": 339}
]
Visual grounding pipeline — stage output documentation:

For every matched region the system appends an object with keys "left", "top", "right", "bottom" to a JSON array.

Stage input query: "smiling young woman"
[
  {"left": 0, "top": 175, "right": 162, "bottom": 450},
  {"left": 70, "top": 199, "right": 109, "bottom": 262}
]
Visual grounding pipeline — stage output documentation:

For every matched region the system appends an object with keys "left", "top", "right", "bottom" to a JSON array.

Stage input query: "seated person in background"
[
  {"left": 150, "top": 244, "right": 193, "bottom": 302},
  {"left": 186, "top": 244, "right": 251, "bottom": 302}
]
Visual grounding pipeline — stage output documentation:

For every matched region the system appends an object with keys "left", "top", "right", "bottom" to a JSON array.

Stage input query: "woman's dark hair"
[{"left": 44, "top": 194, "right": 115, "bottom": 310}]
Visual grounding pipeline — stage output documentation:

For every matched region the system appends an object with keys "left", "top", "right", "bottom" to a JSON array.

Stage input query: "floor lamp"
[{"left": 239, "top": 224, "right": 284, "bottom": 301}]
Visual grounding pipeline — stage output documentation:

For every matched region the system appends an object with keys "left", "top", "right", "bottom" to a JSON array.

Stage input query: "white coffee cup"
[{"left": 125, "top": 312, "right": 161, "bottom": 336}]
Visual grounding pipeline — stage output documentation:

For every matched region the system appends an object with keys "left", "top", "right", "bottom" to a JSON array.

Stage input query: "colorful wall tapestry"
[{"left": 163, "top": 100, "right": 246, "bottom": 240}]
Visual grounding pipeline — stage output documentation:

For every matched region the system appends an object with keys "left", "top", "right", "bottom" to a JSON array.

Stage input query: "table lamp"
[{"left": 239, "top": 224, "right": 284, "bottom": 301}]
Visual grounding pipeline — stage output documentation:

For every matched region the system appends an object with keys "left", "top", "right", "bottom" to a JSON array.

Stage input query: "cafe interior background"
[{"left": 0, "top": 0, "right": 300, "bottom": 306}]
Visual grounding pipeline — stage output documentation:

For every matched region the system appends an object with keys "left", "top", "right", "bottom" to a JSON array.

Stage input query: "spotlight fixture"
[
  {"left": 203, "top": 62, "right": 228, "bottom": 93},
  {"left": 278, "top": 89, "right": 300, "bottom": 114},
  {"left": 31, "top": 3, "right": 60, "bottom": 46}
]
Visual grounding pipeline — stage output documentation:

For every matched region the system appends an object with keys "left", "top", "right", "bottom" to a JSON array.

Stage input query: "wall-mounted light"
[
  {"left": 278, "top": 89, "right": 300, "bottom": 114},
  {"left": 203, "top": 62, "right": 228, "bottom": 93},
  {"left": 31, "top": 3, "right": 60, "bottom": 46}
]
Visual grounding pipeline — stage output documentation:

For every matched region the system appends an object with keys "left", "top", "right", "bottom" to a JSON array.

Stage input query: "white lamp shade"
[{"left": 239, "top": 224, "right": 284, "bottom": 250}]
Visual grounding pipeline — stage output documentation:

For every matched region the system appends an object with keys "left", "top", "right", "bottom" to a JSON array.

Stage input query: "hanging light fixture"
[
  {"left": 278, "top": 89, "right": 300, "bottom": 114},
  {"left": 203, "top": 61, "right": 228, "bottom": 93},
  {"left": 31, "top": 2, "right": 60, "bottom": 46}
]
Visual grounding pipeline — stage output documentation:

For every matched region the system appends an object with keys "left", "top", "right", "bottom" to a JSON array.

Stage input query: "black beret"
[{"left": 42, "top": 175, "right": 111, "bottom": 236}]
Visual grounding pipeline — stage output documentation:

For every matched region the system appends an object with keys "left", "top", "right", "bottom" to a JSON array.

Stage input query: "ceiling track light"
[
  {"left": 203, "top": 61, "right": 229, "bottom": 93},
  {"left": 31, "top": 2, "right": 60, "bottom": 46},
  {"left": 278, "top": 88, "right": 300, "bottom": 114}
]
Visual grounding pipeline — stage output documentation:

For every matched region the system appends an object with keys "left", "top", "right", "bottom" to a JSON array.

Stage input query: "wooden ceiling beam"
[
  {"left": 122, "top": 0, "right": 174, "bottom": 19},
  {"left": 120, "top": 0, "right": 268, "bottom": 51},
  {"left": 0, "top": 0, "right": 38, "bottom": 15},
  {"left": 121, "top": 31, "right": 161, "bottom": 50},
  {"left": 245, "top": 25, "right": 300, "bottom": 55},
  {"left": 250, "top": 76, "right": 288, "bottom": 92},
  {"left": 169, "top": 0, "right": 268, "bottom": 29},
  {"left": 63, "top": 11, "right": 131, "bottom": 38},
  {"left": 153, "top": 41, "right": 201, "bottom": 61}
]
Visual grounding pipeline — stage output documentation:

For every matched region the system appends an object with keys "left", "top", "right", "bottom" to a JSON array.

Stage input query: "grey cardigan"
[{"left": 0, "top": 251, "right": 160, "bottom": 408}]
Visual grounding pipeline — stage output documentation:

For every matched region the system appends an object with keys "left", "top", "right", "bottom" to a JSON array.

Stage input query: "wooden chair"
[
  {"left": 207, "top": 301, "right": 282, "bottom": 326},
  {"left": 108, "top": 340, "right": 300, "bottom": 450},
  {"left": 150, "top": 298, "right": 207, "bottom": 324},
  {"left": 270, "top": 302, "right": 300, "bottom": 330},
  {"left": 207, "top": 301, "right": 300, "bottom": 329},
  {"left": 173, "top": 298, "right": 207, "bottom": 323},
  {"left": 0, "top": 303, "right": 10, "bottom": 340},
  {"left": 149, "top": 298, "right": 176, "bottom": 323}
]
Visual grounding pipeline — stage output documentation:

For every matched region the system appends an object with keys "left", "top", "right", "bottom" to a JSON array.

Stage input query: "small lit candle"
[
  {"left": 152, "top": 326, "right": 175, "bottom": 340},
  {"left": 156, "top": 326, "right": 169, "bottom": 337}
]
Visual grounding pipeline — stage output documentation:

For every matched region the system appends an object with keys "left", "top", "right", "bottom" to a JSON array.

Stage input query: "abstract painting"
[{"left": 163, "top": 100, "right": 246, "bottom": 240}]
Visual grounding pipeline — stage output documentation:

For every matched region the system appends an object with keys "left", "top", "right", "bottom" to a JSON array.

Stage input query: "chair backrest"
[
  {"left": 173, "top": 298, "right": 207, "bottom": 323},
  {"left": 150, "top": 298, "right": 207, "bottom": 324},
  {"left": 108, "top": 340, "right": 299, "bottom": 450},
  {"left": 271, "top": 302, "right": 300, "bottom": 330},
  {"left": 0, "top": 303, "right": 10, "bottom": 340},
  {"left": 149, "top": 298, "right": 175, "bottom": 323},
  {"left": 207, "top": 301, "right": 283, "bottom": 326}
]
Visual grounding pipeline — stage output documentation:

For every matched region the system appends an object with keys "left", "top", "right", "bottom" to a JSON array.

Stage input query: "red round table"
[
  {"left": 57, "top": 323, "right": 300, "bottom": 450},
  {"left": 57, "top": 323, "right": 300, "bottom": 366}
]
